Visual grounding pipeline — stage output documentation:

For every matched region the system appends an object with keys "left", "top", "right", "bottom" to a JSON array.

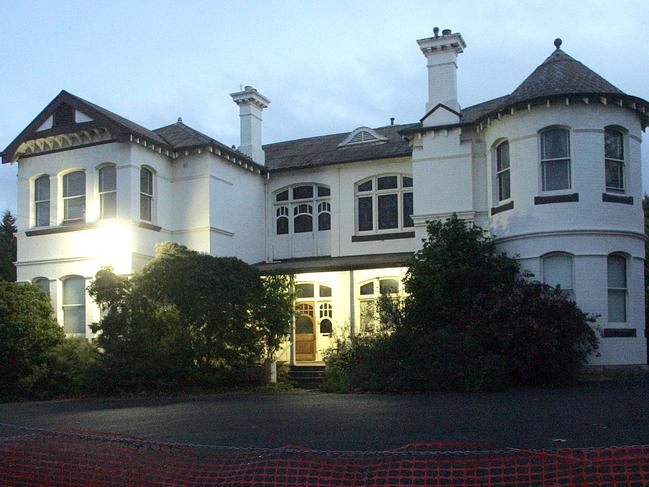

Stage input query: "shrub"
[{"left": 322, "top": 216, "right": 599, "bottom": 392}]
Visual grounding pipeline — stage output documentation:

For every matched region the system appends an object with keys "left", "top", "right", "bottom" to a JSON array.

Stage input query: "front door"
[{"left": 295, "top": 302, "right": 316, "bottom": 361}]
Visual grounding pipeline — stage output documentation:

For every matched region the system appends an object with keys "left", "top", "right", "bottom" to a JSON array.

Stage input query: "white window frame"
[
  {"left": 62, "top": 170, "right": 86, "bottom": 224},
  {"left": 495, "top": 141, "right": 511, "bottom": 203},
  {"left": 354, "top": 174, "right": 413, "bottom": 235},
  {"left": 540, "top": 127, "right": 572, "bottom": 192},
  {"left": 357, "top": 276, "right": 403, "bottom": 334},
  {"left": 62, "top": 275, "right": 86, "bottom": 335},
  {"left": 607, "top": 253, "right": 628, "bottom": 323},
  {"left": 273, "top": 184, "right": 331, "bottom": 236},
  {"left": 98, "top": 164, "right": 117, "bottom": 219},
  {"left": 33, "top": 174, "right": 50, "bottom": 227},
  {"left": 140, "top": 167, "right": 154, "bottom": 222},
  {"left": 604, "top": 128, "right": 625, "bottom": 193},
  {"left": 541, "top": 252, "right": 575, "bottom": 300}
]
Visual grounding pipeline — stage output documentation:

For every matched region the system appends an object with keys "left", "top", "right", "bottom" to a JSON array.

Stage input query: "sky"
[{"left": 1, "top": 0, "right": 648, "bottom": 214}]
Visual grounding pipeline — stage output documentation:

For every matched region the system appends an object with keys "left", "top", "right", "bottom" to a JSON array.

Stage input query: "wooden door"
[{"left": 295, "top": 302, "right": 316, "bottom": 361}]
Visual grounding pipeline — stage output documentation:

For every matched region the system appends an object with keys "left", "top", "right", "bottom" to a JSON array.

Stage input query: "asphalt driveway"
[{"left": 1, "top": 377, "right": 648, "bottom": 451}]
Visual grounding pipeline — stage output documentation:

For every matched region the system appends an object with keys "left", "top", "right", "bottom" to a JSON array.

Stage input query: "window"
[
  {"left": 295, "top": 283, "right": 314, "bottom": 298},
  {"left": 540, "top": 128, "right": 571, "bottom": 191},
  {"left": 34, "top": 175, "right": 50, "bottom": 227},
  {"left": 140, "top": 167, "right": 153, "bottom": 222},
  {"left": 99, "top": 165, "right": 117, "bottom": 219},
  {"left": 355, "top": 175, "right": 413, "bottom": 233},
  {"left": 62, "top": 276, "right": 86, "bottom": 334},
  {"left": 605, "top": 129, "right": 624, "bottom": 192},
  {"left": 542, "top": 253, "right": 574, "bottom": 299},
  {"left": 319, "top": 303, "right": 333, "bottom": 334},
  {"left": 496, "top": 141, "right": 511, "bottom": 202},
  {"left": 62, "top": 171, "right": 86, "bottom": 224},
  {"left": 32, "top": 277, "right": 49, "bottom": 296},
  {"left": 274, "top": 184, "right": 331, "bottom": 235},
  {"left": 358, "top": 277, "right": 404, "bottom": 333},
  {"left": 607, "top": 254, "right": 627, "bottom": 322}
]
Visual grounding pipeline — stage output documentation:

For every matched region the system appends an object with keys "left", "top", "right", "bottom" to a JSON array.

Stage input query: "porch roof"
[{"left": 254, "top": 252, "right": 413, "bottom": 274}]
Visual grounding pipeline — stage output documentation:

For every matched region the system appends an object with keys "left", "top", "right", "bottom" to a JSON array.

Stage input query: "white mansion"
[{"left": 3, "top": 30, "right": 648, "bottom": 370}]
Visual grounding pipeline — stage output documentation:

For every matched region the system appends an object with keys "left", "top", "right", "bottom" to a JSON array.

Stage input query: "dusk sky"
[{"left": 1, "top": 0, "right": 648, "bottom": 216}]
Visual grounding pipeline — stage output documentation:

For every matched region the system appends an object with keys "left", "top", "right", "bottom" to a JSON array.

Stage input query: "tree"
[
  {"left": 0, "top": 281, "right": 64, "bottom": 397},
  {"left": 0, "top": 211, "right": 17, "bottom": 282}
]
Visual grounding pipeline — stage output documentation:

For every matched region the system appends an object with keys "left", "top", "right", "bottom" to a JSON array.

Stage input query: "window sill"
[
  {"left": 352, "top": 231, "right": 415, "bottom": 242},
  {"left": 534, "top": 193, "right": 579, "bottom": 205},
  {"left": 138, "top": 221, "right": 162, "bottom": 232},
  {"left": 491, "top": 201, "right": 514, "bottom": 215},
  {"left": 602, "top": 193, "right": 633, "bottom": 205},
  {"left": 26, "top": 222, "right": 99, "bottom": 236},
  {"left": 601, "top": 328, "right": 636, "bottom": 338}
]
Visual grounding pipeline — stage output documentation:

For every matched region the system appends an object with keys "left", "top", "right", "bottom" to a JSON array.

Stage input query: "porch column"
[{"left": 349, "top": 270, "right": 355, "bottom": 339}]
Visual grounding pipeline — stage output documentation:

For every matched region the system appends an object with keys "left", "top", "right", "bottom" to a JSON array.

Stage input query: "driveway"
[{"left": 1, "top": 377, "right": 648, "bottom": 451}]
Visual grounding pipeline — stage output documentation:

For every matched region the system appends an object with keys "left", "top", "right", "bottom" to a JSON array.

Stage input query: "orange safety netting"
[{"left": 1, "top": 423, "right": 649, "bottom": 486}]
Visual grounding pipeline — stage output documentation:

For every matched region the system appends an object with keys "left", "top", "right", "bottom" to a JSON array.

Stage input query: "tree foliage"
[
  {"left": 88, "top": 242, "right": 293, "bottom": 391},
  {"left": 323, "top": 215, "right": 599, "bottom": 392},
  {"left": 0, "top": 211, "right": 17, "bottom": 282}
]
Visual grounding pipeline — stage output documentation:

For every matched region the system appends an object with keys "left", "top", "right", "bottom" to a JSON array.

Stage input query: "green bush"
[{"left": 322, "top": 216, "right": 599, "bottom": 392}]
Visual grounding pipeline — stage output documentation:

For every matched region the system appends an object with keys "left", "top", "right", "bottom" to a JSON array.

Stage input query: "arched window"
[
  {"left": 140, "top": 167, "right": 153, "bottom": 222},
  {"left": 32, "top": 277, "right": 49, "bottom": 296},
  {"left": 542, "top": 253, "right": 574, "bottom": 299},
  {"left": 605, "top": 129, "right": 625, "bottom": 192},
  {"left": 319, "top": 303, "right": 333, "bottom": 334},
  {"left": 540, "top": 128, "right": 571, "bottom": 191},
  {"left": 357, "top": 277, "right": 404, "bottom": 333},
  {"left": 274, "top": 184, "right": 330, "bottom": 235},
  {"left": 62, "top": 276, "right": 86, "bottom": 334},
  {"left": 355, "top": 175, "right": 413, "bottom": 233},
  {"left": 62, "top": 171, "right": 86, "bottom": 224},
  {"left": 34, "top": 175, "right": 50, "bottom": 227},
  {"left": 607, "top": 254, "right": 627, "bottom": 322},
  {"left": 495, "top": 141, "right": 511, "bottom": 202},
  {"left": 98, "top": 165, "right": 117, "bottom": 219}
]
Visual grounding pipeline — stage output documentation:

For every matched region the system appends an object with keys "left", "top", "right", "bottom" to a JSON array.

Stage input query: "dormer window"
[{"left": 338, "top": 127, "right": 388, "bottom": 148}]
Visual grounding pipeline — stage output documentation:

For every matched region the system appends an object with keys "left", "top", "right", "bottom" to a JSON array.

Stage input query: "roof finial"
[
  {"left": 554, "top": 38, "right": 562, "bottom": 50},
  {"left": 177, "top": 117, "right": 183, "bottom": 123},
  {"left": 433, "top": 27, "right": 439, "bottom": 38}
]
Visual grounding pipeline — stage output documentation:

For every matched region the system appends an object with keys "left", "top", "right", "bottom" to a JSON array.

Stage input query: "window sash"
[
  {"left": 497, "top": 169, "right": 511, "bottom": 201},
  {"left": 605, "top": 159, "right": 624, "bottom": 191},
  {"left": 355, "top": 175, "right": 413, "bottom": 234},
  {"left": 140, "top": 194, "right": 152, "bottom": 222},
  {"left": 541, "top": 159, "right": 571, "bottom": 191},
  {"left": 35, "top": 201, "right": 50, "bottom": 227},
  {"left": 100, "top": 192, "right": 117, "bottom": 219},
  {"left": 63, "top": 195, "right": 85, "bottom": 223},
  {"left": 607, "top": 289, "right": 627, "bottom": 322},
  {"left": 63, "top": 305, "right": 86, "bottom": 334}
]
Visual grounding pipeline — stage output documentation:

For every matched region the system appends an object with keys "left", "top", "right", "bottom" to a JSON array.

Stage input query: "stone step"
[{"left": 289, "top": 365, "right": 326, "bottom": 389}]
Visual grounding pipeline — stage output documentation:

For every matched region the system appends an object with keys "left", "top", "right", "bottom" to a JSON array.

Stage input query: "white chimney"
[
  {"left": 230, "top": 85, "right": 271, "bottom": 165},
  {"left": 417, "top": 28, "right": 466, "bottom": 127}
]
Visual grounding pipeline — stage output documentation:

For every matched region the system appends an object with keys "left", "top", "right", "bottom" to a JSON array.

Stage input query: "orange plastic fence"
[{"left": 1, "top": 423, "right": 649, "bottom": 486}]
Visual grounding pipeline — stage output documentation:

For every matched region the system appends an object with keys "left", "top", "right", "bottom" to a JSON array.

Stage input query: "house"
[{"left": 2, "top": 29, "right": 647, "bottom": 371}]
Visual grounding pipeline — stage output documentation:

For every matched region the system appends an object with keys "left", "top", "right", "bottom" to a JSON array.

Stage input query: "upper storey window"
[
  {"left": 275, "top": 184, "right": 331, "bottom": 235},
  {"left": 140, "top": 167, "right": 153, "bottom": 222},
  {"left": 34, "top": 175, "right": 50, "bottom": 227},
  {"left": 540, "top": 128, "right": 571, "bottom": 191},
  {"left": 98, "top": 165, "right": 117, "bottom": 219},
  {"left": 496, "top": 141, "right": 511, "bottom": 202},
  {"left": 355, "top": 175, "right": 413, "bottom": 233},
  {"left": 605, "top": 129, "right": 625, "bottom": 192},
  {"left": 62, "top": 171, "right": 85, "bottom": 224}
]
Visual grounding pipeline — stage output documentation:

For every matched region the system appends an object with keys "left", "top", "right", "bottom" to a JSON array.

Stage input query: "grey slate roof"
[{"left": 263, "top": 122, "right": 417, "bottom": 172}]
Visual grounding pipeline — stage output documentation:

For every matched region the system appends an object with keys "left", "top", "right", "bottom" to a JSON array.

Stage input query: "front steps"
[{"left": 288, "top": 365, "right": 326, "bottom": 389}]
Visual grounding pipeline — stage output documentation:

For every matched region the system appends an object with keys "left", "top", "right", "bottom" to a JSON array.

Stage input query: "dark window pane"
[
  {"left": 63, "top": 307, "right": 85, "bottom": 333},
  {"left": 357, "top": 180, "right": 372, "bottom": 192},
  {"left": 542, "top": 160, "right": 570, "bottom": 191},
  {"left": 293, "top": 185, "right": 313, "bottom": 200},
  {"left": 605, "top": 130, "right": 624, "bottom": 160},
  {"left": 498, "top": 171, "right": 511, "bottom": 201},
  {"left": 497, "top": 141, "right": 510, "bottom": 171},
  {"left": 605, "top": 160, "right": 624, "bottom": 190},
  {"left": 276, "top": 217, "right": 288, "bottom": 235},
  {"left": 295, "top": 315, "right": 314, "bottom": 334},
  {"left": 402, "top": 176, "right": 413, "bottom": 188},
  {"left": 319, "top": 285, "right": 332, "bottom": 297},
  {"left": 99, "top": 166, "right": 116, "bottom": 192},
  {"left": 64, "top": 171, "right": 85, "bottom": 197},
  {"left": 317, "top": 186, "right": 330, "bottom": 197},
  {"left": 35, "top": 176, "right": 50, "bottom": 201},
  {"left": 294, "top": 214, "right": 312, "bottom": 233},
  {"left": 380, "top": 278, "right": 399, "bottom": 295},
  {"left": 320, "top": 319, "right": 333, "bottom": 334},
  {"left": 360, "top": 282, "right": 374, "bottom": 295},
  {"left": 295, "top": 283, "right": 314, "bottom": 298},
  {"left": 294, "top": 204, "right": 312, "bottom": 215},
  {"left": 36, "top": 202, "right": 49, "bottom": 227},
  {"left": 140, "top": 168, "right": 153, "bottom": 195},
  {"left": 318, "top": 212, "right": 331, "bottom": 231},
  {"left": 276, "top": 190, "right": 289, "bottom": 201},
  {"left": 541, "top": 129, "right": 569, "bottom": 159},
  {"left": 402, "top": 192, "right": 413, "bottom": 227},
  {"left": 358, "top": 196, "right": 373, "bottom": 231},
  {"left": 608, "top": 289, "right": 626, "bottom": 322},
  {"left": 377, "top": 176, "right": 398, "bottom": 190},
  {"left": 101, "top": 192, "right": 117, "bottom": 219},
  {"left": 140, "top": 194, "right": 152, "bottom": 221},
  {"left": 64, "top": 197, "right": 85, "bottom": 222},
  {"left": 378, "top": 194, "right": 398, "bottom": 229}
]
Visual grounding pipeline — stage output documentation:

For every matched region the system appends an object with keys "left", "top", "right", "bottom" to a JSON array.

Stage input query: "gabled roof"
[{"left": 263, "top": 122, "right": 417, "bottom": 172}]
